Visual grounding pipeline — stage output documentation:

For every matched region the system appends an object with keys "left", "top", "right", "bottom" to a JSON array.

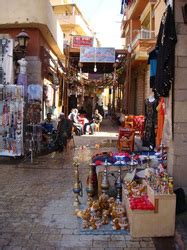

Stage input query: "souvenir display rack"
[
  {"left": 122, "top": 180, "right": 176, "bottom": 237},
  {"left": 24, "top": 124, "right": 43, "bottom": 160},
  {"left": 0, "top": 85, "right": 24, "bottom": 156}
]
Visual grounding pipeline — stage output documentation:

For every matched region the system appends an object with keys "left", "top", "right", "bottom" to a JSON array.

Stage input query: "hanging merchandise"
[
  {"left": 162, "top": 96, "right": 172, "bottom": 147},
  {"left": 0, "top": 38, "right": 14, "bottom": 85},
  {"left": 25, "top": 103, "right": 42, "bottom": 124},
  {"left": 154, "top": 5, "right": 177, "bottom": 97},
  {"left": 17, "top": 58, "right": 28, "bottom": 97},
  {"left": 156, "top": 97, "right": 165, "bottom": 148},
  {"left": 26, "top": 84, "right": 42, "bottom": 125},
  {"left": 27, "top": 84, "right": 43, "bottom": 102},
  {"left": 142, "top": 96, "right": 158, "bottom": 150},
  {"left": 0, "top": 84, "right": 24, "bottom": 156},
  {"left": 148, "top": 49, "right": 158, "bottom": 98}
]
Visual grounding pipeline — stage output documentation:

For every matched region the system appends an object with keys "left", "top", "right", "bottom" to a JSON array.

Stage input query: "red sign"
[{"left": 71, "top": 36, "right": 93, "bottom": 48}]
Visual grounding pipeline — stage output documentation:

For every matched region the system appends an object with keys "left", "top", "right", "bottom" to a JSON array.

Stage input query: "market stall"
[{"left": 0, "top": 84, "right": 24, "bottom": 156}]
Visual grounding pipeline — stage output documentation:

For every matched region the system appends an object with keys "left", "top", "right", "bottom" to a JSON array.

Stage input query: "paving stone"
[
  {"left": 108, "top": 240, "right": 127, "bottom": 248},
  {"left": 60, "top": 240, "right": 92, "bottom": 247},
  {"left": 122, "top": 248, "right": 139, "bottom": 250},
  {"left": 0, "top": 239, "right": 10, "bottom": 247},
  {"left": 141, "top": 237, "right": 153, "bottom": 242},
  {"left": 92, "top": 240, "right": 109, "bottom": 247},
  {"left": 110, "top": 235, "right": 126, "bottom": 241},
  {"left": 124, "top": 235, "right": 133, "bottom": 241},
  {"left": 126, "top": 241, "right": 140, "bottom": 248},
  {"left": 79, "top": 235, "right": 94, "bottom": 241},
  {"left": 105, "top": 248, "right": 124, "bottom": 250},
  {"left": 90, "top": 248, "right": 104, "bottom": 250},
  {"left": 139, "top": 248, "right": 156, "bottom": 250},
  {"left": 140, "top": 241, "right": 156, "bottom": 248},
  {"left": 92, "top": 235, "right": 111, "bottom": 241},
  {"left": 3, "top": 247, "right": 22, "bottom": 250},
  {"left": 35, "top": 247, "right": 56, "bottom": 250}
]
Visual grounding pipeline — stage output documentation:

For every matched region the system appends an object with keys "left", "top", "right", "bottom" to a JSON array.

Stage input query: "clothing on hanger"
[
  {"left": 154, "top": 5, "right": 177, "bottom": 97},
  {"left": 148, "top": 49, "right": 158, "bottom": 89},
  {"left": 27, "top": 84, "right": 42, "bottom": 101},
  {"left": 143, "top": 98, "right": 158, "bottom": 150}
]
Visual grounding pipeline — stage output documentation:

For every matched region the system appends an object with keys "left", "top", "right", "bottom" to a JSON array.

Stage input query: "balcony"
[
  {"left": 131, "top": 29, "right": 156, "bottom": 60},
  {"left": 55, "top": 13, "right": 93, "bottom": 36},
  {"left": 126, "top": 0, "right": 156, "bottom": 19}
]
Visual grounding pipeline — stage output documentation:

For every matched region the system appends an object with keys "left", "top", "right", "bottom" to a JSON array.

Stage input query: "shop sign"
[
  {"left": 80, "top": 47, "right": 115, "bottom": 63},
  {"left": 71, "top": 36, "right": 93, "bottom": 48}
]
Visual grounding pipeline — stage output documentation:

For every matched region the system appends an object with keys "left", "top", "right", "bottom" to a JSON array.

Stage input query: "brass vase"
[{"left": 86, "top": 163, "right": 97, "bottom": 198}]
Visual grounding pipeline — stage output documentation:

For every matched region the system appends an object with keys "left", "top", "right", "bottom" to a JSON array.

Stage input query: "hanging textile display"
[
  {"left": 25, "top": 83, "right": 42, "bottom": 124},
  {"left": 0, "top": 38, "right": 14, "bottom": 85},
  {"left": 142, "top": 97, "right": 158, "bottom": 150},
  {"left": 156, "top": 97, "right": 165, "bottom": 148},
  {"left": 162, "top": 96, "right": 172, "bottom": 147},
  {"left": 148, "top": 49, "right": 157, "bottom": 89},
  {"left": 0, "top": 84, "right": 24, "bottom": 156},
  {"left": 154, "top": 5, "right": 177, "bottom": 97}
]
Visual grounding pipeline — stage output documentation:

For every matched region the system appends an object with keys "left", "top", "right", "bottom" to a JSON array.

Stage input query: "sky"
[{"left": 74, "top": 0, "right": 123, "bottom": 49}]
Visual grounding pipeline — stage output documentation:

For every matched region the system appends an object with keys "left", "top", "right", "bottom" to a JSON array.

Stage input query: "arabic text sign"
[
  {"left": 72, "top": 36, "right": 93, "bottom": 48},
  {"left": 80, "top": 47, "right": 115, "bottom": 63}
]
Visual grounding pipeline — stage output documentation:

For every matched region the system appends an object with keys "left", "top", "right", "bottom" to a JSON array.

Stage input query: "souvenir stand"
[
  {"left": 0, "top": 85, "right": 24, "bottom": 156},
  {"left": 24, "top": 84, "right": 43, "bottom": 158},
  {"left": 0, "top": 38, "right": 24, "bottom": 157}
]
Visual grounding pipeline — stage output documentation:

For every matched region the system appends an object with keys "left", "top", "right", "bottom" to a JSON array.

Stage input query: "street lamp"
[{"left": 16, "top": 29, "right": 30, "bottom": 57}]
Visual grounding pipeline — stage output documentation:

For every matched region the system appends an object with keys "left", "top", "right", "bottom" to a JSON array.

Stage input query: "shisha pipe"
[
  {"left": 73, "top": 160, "right": 83, "bottom": 207},
  {"left": 128, "top": 153, "right": 138, "bottom": 172},
  {"left": 101, "top": 159, "right": 110, "bottom": 194},
  {"left": 115, "top": 166, "right": 122, "bottom": 202}
]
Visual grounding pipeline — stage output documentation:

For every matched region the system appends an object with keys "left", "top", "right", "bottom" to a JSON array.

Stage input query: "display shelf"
[{"left": 122, "top": 181, "right": 176, "bottom": 237}]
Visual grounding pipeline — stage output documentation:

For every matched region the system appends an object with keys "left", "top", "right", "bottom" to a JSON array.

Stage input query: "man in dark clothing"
[{"left": 56, "top": 113, "right": 72, "bottom": 151}]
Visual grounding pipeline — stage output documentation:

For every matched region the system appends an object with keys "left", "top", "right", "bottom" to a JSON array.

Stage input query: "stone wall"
[{"left": 168, "top": 0, "right": 187, "bottom": 193}]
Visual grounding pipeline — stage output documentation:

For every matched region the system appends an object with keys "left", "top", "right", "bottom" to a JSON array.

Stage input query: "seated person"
[
  {"left": 41, "top": 112, "right": 57, "bottom": 143},
  {"left": 68, "top": 109, "right": 83, "bottom": 135},
  {"left": 88, "top": 109, "right": 103, "bottom": 134},
  {"left": 83, "top": 114, "right": 92, "bottom": 134}
]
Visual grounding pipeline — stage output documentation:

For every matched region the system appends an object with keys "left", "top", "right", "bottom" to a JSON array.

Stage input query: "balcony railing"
[{"left": 131, "top": 29, "right": 155, "bottom": 48}]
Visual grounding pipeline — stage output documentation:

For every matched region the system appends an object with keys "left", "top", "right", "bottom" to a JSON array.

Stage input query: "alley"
[{"left": 0, "top": 118, "right": 158, "bottom": 250}]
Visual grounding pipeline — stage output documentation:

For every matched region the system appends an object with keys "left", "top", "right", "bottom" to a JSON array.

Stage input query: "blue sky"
[{"left": 74, "top": 0, "right": 123, "bottom": 49}]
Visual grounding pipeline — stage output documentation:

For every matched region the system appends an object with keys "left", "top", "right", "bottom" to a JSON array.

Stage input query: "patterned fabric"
[
  {"left": 143, "top": 99, "right": 158, "bottom": 149},
  {"left": 0, "top": 39, "right": 14, "bottom": 85},
  {"left": 0, "top": 85, "right": 24, "bottom": 156}
]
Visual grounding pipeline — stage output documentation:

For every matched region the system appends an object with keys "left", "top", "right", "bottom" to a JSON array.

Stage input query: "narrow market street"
[
  {"left": 0, "top": 118, "right": 153, "bottom": 250},
  {"left": 0, "top": 0, "right": 187, "bottom": 249},
  {"left": 0, "top": 117, "right": 185, "bottom": 250}
]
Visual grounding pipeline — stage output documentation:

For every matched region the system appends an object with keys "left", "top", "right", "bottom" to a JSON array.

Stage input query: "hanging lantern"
[{"left": 16, "top": 29, "right": 30, "bottom": 50}]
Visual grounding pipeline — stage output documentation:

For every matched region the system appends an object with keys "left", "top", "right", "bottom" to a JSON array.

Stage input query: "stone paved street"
[{"left": 0, "top": 119, "right": 185, "bottom": 250}]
